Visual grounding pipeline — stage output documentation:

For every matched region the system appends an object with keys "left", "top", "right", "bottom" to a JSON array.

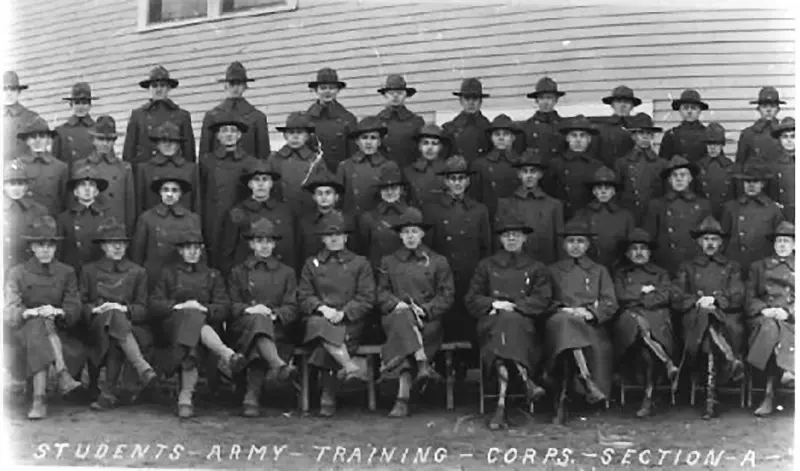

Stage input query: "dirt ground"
[{"left": 5, "top": 377, "right": 795, "bottom": 471}]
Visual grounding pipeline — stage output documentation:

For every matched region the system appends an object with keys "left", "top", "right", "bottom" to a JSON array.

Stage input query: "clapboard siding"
[{"left": 7, "top": 0, "right": 794, "bottom": 157}]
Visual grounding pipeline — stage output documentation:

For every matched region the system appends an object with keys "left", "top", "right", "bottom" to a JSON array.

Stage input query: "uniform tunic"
[
  {"left": 266, "top": 145, "right": 317, "bottom": 216},
  {"left": 441, "top": 111, "right": 491, "bottom": 164},
  {"left": 3, "top": 197, "right": 49, "bottom": 271},
  {"left": 228, "top": 256, "right": 299, "bottom": 361},
  {"left": 199, "top": 147, "right": 260, "bottom": 268},
  {"left": 306, "top": 100, "right": 358, "bottom": 173},
  {"left": 122, "top": 99, "right": 196, "bottom": 165},
  {"left": 470, "top": 149, "right": 521, "bottom": 220},
  {"left": 135, "top": 153, "right": 200, "bottom": 215},
  {"left": 766, "top": 150, "right": 795, "bottom": 223},
  {"left": 18, "top": 152, "right": 69, "bottom": 216},
  {"left": 614, "top": 147, "right": 667, "bottom": 225},
  {"left": 357, "top": 201, "right": 414, "bottom": 267},
  {"left": 220, "top": 197, "right": 296, "bottom": 274},
  {"left": 297, "top": 249, "right": 375, "bottom": 370},
  {"left": 3, "top": 102, "right": 40, "bottom": 161},
  {"left": 673, "top": 254, "right": 745, "bottom": 364},
  {"left": 496, "top": 186, "right": 564, "bottom": 265},
  {"left": 590, "top": 115, "right": 635, "bottom": 168},
  {"left": 515, "top": 110, "right": 566, "bottom": 164},
  {"left": 736, "top": 118, "right": 782, "bottom": 167},
  {"left": 721, "top": 194, "right": 785, "bottom": 274},
  {"left": 612, "top": 262, "right": 675, "bottom": 361},
  {"left": 149, "top": 261, "right": 231, "bottom": 374},
  {"left": 199, "top": 98, "right": 270, "bottom": 158},
  {"left": 377, "top": 246, "right": 454, "bottom": 368},
  {"left": 80, "top": 258, "right": 150, "bottom": 365},
  {"left": 297, "top": 210, "right": 358, "bottom": 270},
  {"left": 336, "top": 151, "right": 395, "bottom": 214},
  {"left": 465, "top": 251, "right": 552, "bottom": 370},
  {"left": 697, "top": 153, "right": 738, "bottom": 221},
  {"left": 643, "top": 191, "right": 712, "bottom": 276},
  {"left": 548, "top": 150, "right": 604, "bottom": 220},
  {"left": 403, "top": 158, "right": 446, "bottom": 208},
  {"left": 546, "top": 256, "right": 617, "bottom": 396},
  {"left": 658, "top": 121, "right": 708, "bottom": 164},
  {"left": 377, "top": 105, "right": 425, "bottom": 169},
  {"left": 573, "top": 201, "right": 636, "bottom": 269},
  {"left": 56, "top": 202, "right": 108, "bottom": 273},
  {"left": 53, "top": 115, "right": 95, "bottom": 165},
  {"left": 4, "top": 259, "right": 84, "bottom": 378},
  {"left": 73, "top": 150, "right": 137, "bottom": 234},
  {"left": 745, "top": 256, "right": 794, "bottom": 372},
  {"left": 131, "top": 203, "right": 202, "bottom": 285}
]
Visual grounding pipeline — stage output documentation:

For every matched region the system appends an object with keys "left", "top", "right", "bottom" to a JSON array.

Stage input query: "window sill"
[{"left": 137, "top": 2, "right": 298, "bottom": 33}]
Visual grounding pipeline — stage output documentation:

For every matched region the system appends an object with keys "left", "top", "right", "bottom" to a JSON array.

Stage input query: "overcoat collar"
[{"left": 154, "top": 202, "right": 188, "bottom": 218}]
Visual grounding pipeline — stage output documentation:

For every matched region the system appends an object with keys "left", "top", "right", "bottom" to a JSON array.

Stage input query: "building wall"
[{"left": 7, "top": 0, "right": 795, "bottom": 155}]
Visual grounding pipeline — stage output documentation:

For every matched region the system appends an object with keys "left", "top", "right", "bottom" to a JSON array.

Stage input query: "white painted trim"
[{"left": 137, "top": 0, "right": 299, "bottom": 33}]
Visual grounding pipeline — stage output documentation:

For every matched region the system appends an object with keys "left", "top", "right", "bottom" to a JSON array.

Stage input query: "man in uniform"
[
  {"left": 614, "top": 112, "right": 666, "bottom": 225},
  {"left": 16, "top": 117, "right": 69, "bottom": 216},
  {"left": 590, "top": 85, "right": 640, "bottom": 168},
  {"left": 766, "top": 117, "right": 794, "bottom": 222},
  {"left": 3, "top": 162, "right": 49, "bottom": 271},
  {"left": 441, "top": 78, "right": 491, "bottom": 164},
  {"left": 696, "top": 123, "right": 738, "bottom": 221},
  {"left": 471, "top": 114, "right": 524, "bottom": 220},
  {"left": 56, "top": 166, "right": 110, "bottom": 273},
  {"left": 3, "top": 71, "right": 40, "bottom": 162},
  {"left": 377, "top": 74, "right": 425, "bottom": 169},
  {"left": 404, "top": 124, "right": 450, "bottom": 208},
  {"left": 736, "top": 86, "right": 785, "bottom": 167},
  {"left": 53, "top": 82, "right": 98, "bottom": 166},
  {"left": 306, "top": 67, "right": 358, "bottom": 172},
  {"left": 516, "top": 76, "right": 566, "bottom": 164},
  {"left": 267, "top": 111, "right": 319, "bottom": 216},
  {"left": 659, "top": 89, "right": 709, "bottom": 164},
  {"left": 548, "top": 115, "right": 604, "bottom": 220}
]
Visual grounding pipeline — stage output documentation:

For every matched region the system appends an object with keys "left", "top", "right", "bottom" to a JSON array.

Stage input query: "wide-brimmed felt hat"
[
  {"left": 240, "top": 159, "right": 281, "bottom": 185},
  {"left": 67, "top": 166, "right": 110, "bottom": 193},
  {"left": 348, "top": 116, "right": 388, "bottom": 139},
  {"left": 732, "top": 164, "right": 773, "bottom": 181},
  {"left": 392, "top": 207, "right": 431, "bottom": 232},
  {"left": 4, "top": 161, "right": 30, "bottom": 182},
  {"left": 558, "top": 219, "right": 597, "bottom": 238},
  {"left": 208, "top": 111, "right": 249, "bottom": 134},
  {"left": 93, "top": 217, "right": 131, "bottom": 243},
  {"left": 526, "top": 76, "right": 565, "bottom": 99},
  {"left": 219, "top": 61, "right": 255, "bottom": 83},
  {"left": 174, "top": 229, "right": 206, "bottom": 246},
  {"left": 23, "top": 216, "right": 63, "bottom": 242},
  {"left": 624, "top": 227, "right": 657, "bottom": 250},
  {"left": 414, "top": 123, "right": 450, "bottom": 144},
  {"left": 89, "top": 115, "right": 121, "bottom": 139},
  {"left": 378, "top": 74, "right": 417, "bottom": 98},
  {"left": 602, "top": 85, "right": 642, "bottom": 107},
  {"left": 704, "top": 122, "right": 732, "bottom": 144},
  {"left": 375, "top": 163, "right": 407, "bottom": 189},
  {"left": 139, "top": 65, "right": 179, "bottom": 89},
  {"left": 690, "top": 216, "right": 728, "bottom": 239},
  {"left": 436, "top": 155, "right": 475, "bottom": 176},
  {"left": 772, "top": 117, "right": 795, "bottom": 138},
  {"left": 767, "top": 221, "right": 795, "bottom": 241},
  {"left": 316, "top": 211, "right": 353, "bottom": 236},
  {"left": 671, "top": 89, "right": 708, "bottom": 111},
  {"left": 4, "top": 71, "right": 28, "bottom": 91},
  {"left": 150, "top": 174, "right": 193, "bottom": 195},
  {"left": 750, "top": 86, "right": 786, "bottom": 105},
  {"left": 149, "top": 121, "right": 185, "bottom": 142},
  {"left": 486, "top": 114, "right": 522, "bottom": 135},
  {"left": 302, "top": 164, "right": 344, "bottom": 194},
  {"left": 624, "top": 113, "right": 663, "bottom": 133},
  {"left": 308, "top": 67, "right": 347, "bottom": 89},
  {"left": 17, "top": 117, "right": 56, "bottom": 140},
  {"left": 495, "top": 211, "right": 533, "bottom": 235},
  {"left": 558, "top": 115, "right": 599, "bottom": 136},
  {"left": 453, "top": 78, "right": 490, "bottom": 98},
  {"left": 245, "top": 218, "right": 282, "bottom": 240},
  {"left": 512, "top": 147, "right": 548, "bottom": 170},
  {"left": 660, "top": 155, "right": 700, "bottom": 180},
  {"left": 275, "top": 111, "right": 315, "bottom": 133},
  {"left": 63, "top": 82, "right": 99, "bottom": 102},
  {"left": 584, "top": 166, "right": 622, "bottom": 189}
]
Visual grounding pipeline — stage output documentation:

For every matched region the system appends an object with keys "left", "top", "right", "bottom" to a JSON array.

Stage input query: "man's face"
[
  {"left": 225, "top": 81, "right": 246, "bottom": 99},
  {"left": 780, "top": 131, "right": 795, "bottom": 152},
  {"left": 491, "top": 129, "right": 515, "bottom": 151},
  {"left": 593, "top": 184, "right": 616, "bottom": 203},
  {"left": 160, "top": 181, "right": 183, "bottom": 206},
  {"left": 102, "top": 241, "right": 128, "bottom": 260},
  {"left": 774, "top": 236, "right": 795, "bottom": 257},
  {"left": 632, "top": 130, "right": 653, "bottom": 149},
  {"left": 216, "top": 125, "right": 242, "bottom": 148},
  {"left": 249, "top": 236, "right": 276, "bottom": 258},
  {"left": 679, "top": 103, "right": 702, "bottom": 122},
  {"left": 383, "top": 89, "right": 407, "bottom": 107},
  {"left": 518, "top": 166, "right": 542, "bottom": 189},
  {"left": 313, "top": 186, "right": 338, "bottom": 209},
  {"left": 758, "top": 103, "right": 780, "bottom": 119},
  {"left": 93, "top": 136, "right": 115, "bottom": 154},
  {"left": 536, "top": 93, "right": 558, "bottom": 113},
  {"left": 626, "top": 243, "right": 651, "bottom": 265},
  {"left": 156, "top": 140, "right": 179, "bottom": 156},
  {"left": 149, "top": 81, "right": 171, "bottom": 100},
  {"left": 178, "top": 243, "right": 204, "bottom": 264},
  {"left": 444, "top": 174, "right": 469, "bottom": 195},
  {"left": 611, "top": 99, "right": 635, "bottom": 117},
  {"left": 400, "top": 226, "right": 424, "bottom": 249},
  {"left": 322, "top": 233, "right": 347, "bottom": 251},
  {"left": 285, "top": 129, "right": 310, "bottom": 149},
  {"left": 315, "top": 84, "right": 340, "bottom": 103},
  {"left": 500, "top": 230, "right": 526, "bottom": 252},
  {"left": 460, "top": 96, "right": 481, "bottom": 114},
  {"left": 357, "top": 132, "right": 381, "bottom": 155},
  {"left": 248, "top": 174, "right": 274, "bottom": 200},
  {"left": 71, "top": 99, "right": 91, "bottom": 118},
  {"left": 4, "top": 180, "right": 27, "bottom": 200},
  {"left": 4, "top": 88, "right": 21, "bottom": 106},
  {"left": 669, "top": 168, "right": 693, "bottom": 192},
  {"left": 26, "top": 133, "right": 51, "bottom": 153},
  {"left": 564, "top": 235, "right": 590, "bottom": 258},
  {"left": 31, "top": 241, "right": 56, "bottom": 264},
  {"left": 743, "top": 179, "right": 765, "bottom": 197},
  {"left": 418, "top": 137, "right": 442, "bottom": 161},
  {"left": 566, "top": 130, "right": 591, "bottom": 152},
  {"left": 706, "top": 143, "right": 723, "bottom": 157},
  {"left": 699, "top": 234, "right": 723, "bottom": 256},
  {"left": 380, "top": 184, "right": 403, "bottom": 203},
  {"left": 74, "top": 180, "right": 99, "bottom": 203}
]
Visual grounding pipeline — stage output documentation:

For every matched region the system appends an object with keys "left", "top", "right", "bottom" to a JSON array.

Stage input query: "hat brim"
[
  {"left": 24, "top": 235, "right": 64, "bottom": 242},
  {"left": 624, "top": 239, "right": 658, "bottom": 250},
  {"left": 732, "top": 172, "right": 772, "bottom": 181},
  {"left": 93, "top": 237, "right": 132, "bottom": 244},
  {"left": 4, "top": 176, "right": 32, "bottom": 183},
  {"left": 210, "top": 121, "right": 249, "bottom": 134},
  {"left": 174, "top": 239, "right": 206, "bottom": 246},
  {"left": 414, "top": 132, "right": 451, "bottom": 143},
  {"left": 316, "top": 228, "right": 354, "bottom": 236},
  {"left": 375, "top": 180, "right": 409, "bottom": 189},
  {"left": 218, "top": 77, "right": 256, "bottom": 83},
  {"left": 495, "top": 226, "right": 534, "bottom": 235},
  {"left": 750, "top": 99, "right": 787, "bottom": 105},
  {"left": 436, "top": 169, "right": 475, "bottom": 177},
  {"left": 393, "top": 222, "right": 432, "bottom": 232},
  {"left": 558, "top": 231, "right": 597, "bottom": 238},
  {"left": 150, "top": 178, "right": 193, "bottom": 194},
  {"left": 625, "top": 126, "right": 663, "bottom": 133},
  {"left": 660, "top": 163, "right": 700, "bottom": 179},
  {"left": 348, "top": 127, "right": 388, "bottom": 139},
  {"left": 767, "top": 232, "right": 795, "bottom": 241},
  {"left": 17, "top": 130, "right": 55, "bottom": 140},
  {"left": 67, "top": 177, "right": 110, "bottom": 193},
  {"left": 453, "top": 92, "right": 490, "bottom": 98},
  {"left": 526, "top": 90, "right": 566, "bottom": 99},
  {"left": 244, "top": 233, "right": 283, "bottom": 240},
  {"left": 240, "top": 171, "right": 281, "bottom": 185},
  {"left": 584, "top": 180, "right": 623, "bottom": 189},
  {"left": 148, "top": 135, "right": 185, "bottom": 143},
  {"left": 511, "top": 161, "right": 548, "bottom": 170},
  {"left": 559, "top": 126, "right": 600, "bottom": 136},
  {"left": 771, "top": 127, "right": 795, "bottom": 138},
  {"left": 671, "top": 99, "right": 709, "bottom": 111},
  {"left": 139, "top": 78, "right": 179, "bottom": 89},
  {"left": 63, "top": 96, "right": 99, "bottom": 101},
  {"left": 485, "top": 126, "right": 523, "bottom": 135},
  {"left": 308, "top": 81, "right": 347, "bottom": 89},
  {"left": 275, "top": 125, "right": 315, "bottom": 133},
  {"left": 303, "top": 181, "right": 345, "bottom": 194},
  {"left": 690, "top": 230, "right": 729, "bottom": 239},
  {"left": 378, "top": 87, "right": 417, "bottom": 98},
  {"left": 5, "top": 85, "right": 29, "bottom": 91},
  {"left": 88, "top": 131, "right": 121, "bottom": 139},
  {"left": 602, "top": 96, "right": 643, "bottom": 107}
]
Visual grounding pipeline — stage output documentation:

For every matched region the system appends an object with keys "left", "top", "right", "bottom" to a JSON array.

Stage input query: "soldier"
[
  {"left": 52, "top": 82, "right": 98, "bottom": 165},
  {"left": 721, "top": 165, "right": 785, "bottom": 274},
  {"left": 226, "top": 219, "right": 300, "bottom": 418},
  {"left": 123, "top": 66, "right": 195, "bottom": 165},
  {"left": 590, "top": 85, "right": 640, "bottom": 168},
  {"left": 149, "top": 229, "right": 247, "bottom": 418},
  {"left": 56, "top": 167, "right": 110, "bottom": 273},
  {"left": 697, "top": 123, "right": 738, "bottom": 221},
  {"left": 377, "top": 209, "right": 454, "bottom": 418},
  {"left": 766, "top": 117, "right": 794, "bottom": 222},
  {"left": 220, "top": 160, "right": 295, "bottom": 274},
  {"left": 306, "top": 67, "right": 357, "bottom": 172},
  {"left": 4, "top": 216, "right": 85, "bottom": 419},
  {"left": 612, "top": 228, "right": 679, "bottom": 418},
  {"left": 746, "top": 221, "right": 795, "bottom": 416},
  {"left": 516, "top": 77, "right": 566, "bottom": 163},
  {"left": 377, "top": 74, "right": 425, "bottom": 169},
  {"left": 81, "top": 218, "right": 157, "bottom": 411},
  {"left": 546, "top": 219, "right": 617, "bottom": 425},
  {"left": 614, "top": 113, "right": 667, "bottom": 225},
  {"left": 3, "top": 162, "right": 49, "bottom": 271},
  {"left": 573, "top": 166, "right": 635, "bottom": 269},
  {"left": 72, "top": 116, "right": 136, "bottom": 234},
  {"left": 266, "top": 111, "right": 319, "bottom": 216},
  {"left": 132, "top": 175, "right": 202, "bottom": 286},
  {"left": 199, "top": 112, "right": 259, "bottom": 268},
  {"left": 337, "top": 116, "right": 398, "bottom": 214},
  {"left": 404, "top": 124, "right": 449, "bottom": 208},
  {"left": 548, "top": 115, "right": 604, "bottom": 220},
  {"left": 297, "top": 211, "right": 374, "bottom": 417},
  {"left": 199, "top": 61, "right": 270, "bottom": 158},
  {"left": 471, "top": 114, "right": 524, "bottom": 219},
  {"left": 673, "top": 216, "right": 746, "bottom": 419},
  {"left": 3, "top": 70, "right": 40, "bottom": 162},
  {"left": 659, "top": 89, "right": 709, "bottom": 163},
  {"left": 16, "top": 117, "right": 69, "bottom": 216},
  {"left": 466, "top": 211, "right": 552, "bottom": 430},
  {"left": 643, "top": 156, "right": 712, "bottom": 275},
  {"left": 736, "top": 86, "right": 785, "bottom": 167},
  {"left": 441, "top": 78, "right": 491, "bottom": 164}
]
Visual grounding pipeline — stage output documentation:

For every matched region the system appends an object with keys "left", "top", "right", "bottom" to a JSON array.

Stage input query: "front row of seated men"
[{"left": 4, "top": 206, "right": 795, "bottom": 428}]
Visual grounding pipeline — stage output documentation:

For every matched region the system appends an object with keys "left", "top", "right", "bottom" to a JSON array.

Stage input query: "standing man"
[
  {"left": 659, "top": 89, "right": 709, "bottom": 164},
  {"left": 441, "top": 78, "right": 491, "bottom": 164},
  {"left": 516, "top": 77, "right": 566, "bottom": 164},
  {"left": 377, "top": 74, "right": 425, "bottom": 169},
  {"left": 736, "top": 87, "right": 785, "bottom": 167},
  {"left": 3, "top": 71, "right": 40, "bottom": 162},
  {"left": 53, "top": 82, "right": 98, "bottom": 166},
  {"left": 123, "top": 66, "right": 195, "bottom": 165},
  {"left": 590, "top": 85, "right": 641, "bottom": 168},
  {"left": 306, "top": 67, "right": 357, "bottom": 172},
  {"left": 199, "top": 62, "right": 270, "bottom": 158}
]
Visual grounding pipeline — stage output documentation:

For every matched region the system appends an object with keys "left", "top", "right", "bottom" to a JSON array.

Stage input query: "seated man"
[
  {"left": 612, "top": 228, "right": 679, "bottom": 418},
  {"left": 466, "top": 211, "right": 552, "bottom": 430},
  {"left": 746, "top": 221, "right": 795, "bottom": 417}
]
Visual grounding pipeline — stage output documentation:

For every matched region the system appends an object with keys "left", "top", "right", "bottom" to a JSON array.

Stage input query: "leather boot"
[
  {"left": 27, "top": 395, "right": 47, "bottom": 420},
  {"left": 319, "top": 372, "right": 337, "bottom": 418},
  {"left": 241, "top": 367, "right": 264, "bottom": 418},
  {"left": 780, "top": 371, "right": 794, "bottom": 387},
  {"left": 415, "top": 359, "right": 443, "bottom": 384},
  {"left": 702, "top": 354, "right": 719, "bottom": 420},
  {"left": 177, "top": 367, "right": 198, "bottom": 419},
  {"left": 754, "top": 376, "right": 775, "bottom": 417},
  {"left": 267, "top": 363, "right": 298, "bottom": 383},
  {"left": 388, "top": 398, "right": 410, "bottom": 418},
  {"left": 523, "top": 377, "right": 547, "bottom": 402},
  {"left": 582, "top": 377, "right": 607, "bottom": 404},
  {"left": 488, "top": 405, "right": 507, "bottom": 430},
  {"left": 58, "top": 370, "right": 83, "bottom": 397}
]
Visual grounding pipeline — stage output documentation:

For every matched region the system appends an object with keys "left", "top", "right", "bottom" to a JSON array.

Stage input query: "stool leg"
[
  {"left": 620, "top": 379, "right": 626, "bottom": 406},
  {"left": 690, "top": 377, "right": 696, "bottom": 406},
  {"left": 366, "top": 355, "right": 376, "bottom": 412},
  {"left": 445, "top": 351, "right": 455, "bottom": 411},
  {"left": 478, "top": 353, "right": 485, "bottom": 415},
  {"left": 299, "top": 354, "right": 309, "bottom": 414}
]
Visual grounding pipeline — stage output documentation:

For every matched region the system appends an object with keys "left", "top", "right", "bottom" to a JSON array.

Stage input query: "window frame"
[{"left": 138, "top": 0, "right": 298, "bottom": 32}]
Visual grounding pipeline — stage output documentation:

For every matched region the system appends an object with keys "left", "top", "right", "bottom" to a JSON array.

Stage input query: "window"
[
  {"left": 148, "top": 0, "right": 208, "bottom": 24},
  {"left": 140, "top": 0, "right": 298, "bottom": 30},
  {"left": 222, "top": 0, "right": 287, "bottom": 14}
]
